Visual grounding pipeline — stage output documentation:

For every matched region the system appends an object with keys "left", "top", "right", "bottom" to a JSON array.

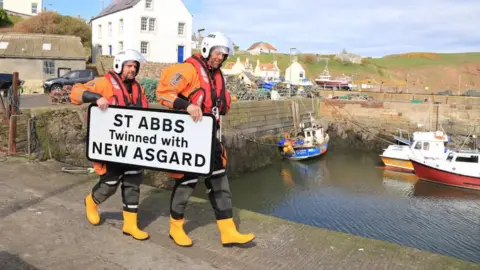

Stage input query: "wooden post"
[{"left": 9, "top": 72, "right": 18, "bottom": 154}]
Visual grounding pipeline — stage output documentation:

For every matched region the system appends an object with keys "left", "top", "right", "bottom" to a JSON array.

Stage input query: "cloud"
[{"left": 184, "top": 0, "right": 480, "bottom": 56}]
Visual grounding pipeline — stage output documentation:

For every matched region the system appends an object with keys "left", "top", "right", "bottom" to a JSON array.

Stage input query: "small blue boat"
[{"left": 278, "top": 115, "right": 329, "bottom": 161}]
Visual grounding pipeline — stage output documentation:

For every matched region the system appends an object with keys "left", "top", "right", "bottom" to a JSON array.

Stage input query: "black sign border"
[{"left": 85, "top": 103, "right": 217, "bottom": 177}]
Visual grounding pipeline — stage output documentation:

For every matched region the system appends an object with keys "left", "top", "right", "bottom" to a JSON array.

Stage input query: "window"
[
  {"left": 455, "top": 155, "right": 479, "bottom": 163},
  {"left": 0, "top": 0, "right": 3, "bottom": 9},
  {"left": 119, "top": 19, "right": 123, "bottom": 34},
  {"left": 141, "top": 17, "right": 148, "bottom": 31},
  {"left": 66, "top": 71, "right": 80, "bottom": 79},
  {"left": 108, "top": 22, "right": 112, "bottom": 37},
  {"left": 79, "top": 70, "right": 92, "bottom": 78},
  {"left": 178, "top": 23, "right": 185, "bottom": 36},
  {"left": 31, "top": 3, "right": 38, "bottom": 14},
  {"left": 140, "top": 41, "right": 148, "bottom": 55},
  {"left": 423, "top": 142, "right": 430, "bottom": 151},
  {"left": 414, "top": 142, "right": 422, "bottom": 150},
  {"left": 43, "top": 60, "right": 55, "bottom": 75},
  {"left": 446, "top": 152, "right": 454, "bottom": 162},
  {"left": 145, "top": 0, "right": 153, "bottom": 9},
  {"left": 299, "top": 72, "right": 304, "bottom": 78},
  {"left": 148, "top": 18, "right": 156, "bottom": 32},
  {"left": 118, "top": 41, "right": 123, "bottom": 51},
  {"left": 141, "top": 17, "right": 156, "bottom": 32},
  {"left": 98, "top": 25, "right": 102, "bottom": 38}
]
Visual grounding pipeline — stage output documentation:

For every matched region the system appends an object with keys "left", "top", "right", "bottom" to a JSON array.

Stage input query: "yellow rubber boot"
[
  {"left": 216, "top": 218, "right": 255, "bottom": 247},
  {"left": 122, "top": 211, "right": 149, "bottom": 241},
  {"left": 84, "top": 193, "right": 100, "bottom": 225},
  {"left": 169, "top": 216, "right": 193, "bottom": 247}
]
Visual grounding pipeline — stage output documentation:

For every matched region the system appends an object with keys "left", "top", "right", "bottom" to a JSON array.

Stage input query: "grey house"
[{"left": 0, "top": 32, "right": 86, "bottom": 92}]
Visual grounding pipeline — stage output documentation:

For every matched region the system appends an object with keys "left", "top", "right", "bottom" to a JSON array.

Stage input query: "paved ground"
[{"left": 0, "top": 157, "right": 478, "bottom": 270}]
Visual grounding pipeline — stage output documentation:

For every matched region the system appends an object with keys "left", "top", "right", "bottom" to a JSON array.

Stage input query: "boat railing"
[{"left": 394, "top": 128, "right": 411, "bottom": 146}]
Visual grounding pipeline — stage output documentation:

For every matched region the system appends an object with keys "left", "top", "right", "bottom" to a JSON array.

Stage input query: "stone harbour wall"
[{"left": 319, "top": 99, "right": 480, "bottom": 151}]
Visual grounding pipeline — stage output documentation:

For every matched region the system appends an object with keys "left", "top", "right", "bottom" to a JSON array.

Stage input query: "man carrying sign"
[
  {"left": 70, "top": 49, "right": 150, "bottom": 241},
  {"left": 156, "top": 32, "right": 255, "bottom": 247}
]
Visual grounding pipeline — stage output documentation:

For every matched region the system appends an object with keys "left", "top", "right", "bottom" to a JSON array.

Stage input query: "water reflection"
[{"left": 211, "top": 150, "right": 480, "bottom": 263}]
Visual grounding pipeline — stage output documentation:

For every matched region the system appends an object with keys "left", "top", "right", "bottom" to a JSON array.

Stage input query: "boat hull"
[
  {"left": 380, "top": 156, "right": 414, "bottom": 171},
  {"left": 288, "top": 144, "right": 328, "bottom": 161},
  {"left": 411, "top": 159, "right": 480, "bottom": 191}
]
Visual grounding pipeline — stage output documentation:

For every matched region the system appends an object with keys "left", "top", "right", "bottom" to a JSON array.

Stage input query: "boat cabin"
[
  {"left": 409, "top": 131, "right": 450, "bottom": 157},
  {"left": 298, "top": 119, "right": 326, "bottom": 146}
]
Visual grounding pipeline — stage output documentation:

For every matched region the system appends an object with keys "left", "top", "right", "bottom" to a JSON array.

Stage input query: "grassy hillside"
[{"left": 215, "top": 51, "right": 480, "bottom": 93}]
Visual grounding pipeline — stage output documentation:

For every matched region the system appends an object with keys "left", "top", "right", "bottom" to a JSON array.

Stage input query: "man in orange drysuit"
[
  {"left": 70, "top": 49, "right": 150, "bottom": 241},
  {"left": 156, "top": 32, "right": 255, "bottom": 247}
]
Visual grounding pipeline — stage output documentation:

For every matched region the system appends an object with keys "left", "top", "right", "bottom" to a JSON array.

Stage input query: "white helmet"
[
  {"left": 113, "top": 49, "right": 147, "bottom": 75},
  {"left": 201, "top": 32, "right": 234, "bottom": 59}
]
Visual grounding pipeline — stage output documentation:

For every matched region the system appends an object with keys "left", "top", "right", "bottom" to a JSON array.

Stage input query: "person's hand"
[
  {"left": 187, "top": 104, "right": 203, "bottom": 122},
  {"left": 96, "top": 97, "right": 109, "bottom": 110}
]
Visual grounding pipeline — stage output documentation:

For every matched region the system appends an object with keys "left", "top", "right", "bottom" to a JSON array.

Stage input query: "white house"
[
  {"left": 90, "top": 0, "right": 192, "bottom": 63},
  {"left": 254, "top": 59, "right": 280, "bottom": 81},
  {"left": 285, "top": 59, "right": 307, "bottom": 85},
  {"left": 221, "top": 57, "right": 253, "bottom": 76},
  {"left": 1, "top": 0, "right": 42, "bottom": 17},
  {"left": 246, "top": 41, "right": 278, "bottom": 55}
]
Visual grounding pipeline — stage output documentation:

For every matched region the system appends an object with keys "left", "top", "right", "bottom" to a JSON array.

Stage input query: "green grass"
[{"left": 369, "top": 52, "right": 480, "bottom": 68}]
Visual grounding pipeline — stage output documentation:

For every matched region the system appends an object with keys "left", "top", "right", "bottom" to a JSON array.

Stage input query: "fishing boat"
[
  {"left": 313, "top": 60, "right": 351, "bottom": 90},
  {"left": 379, "top": 130, "right": 450, "bottom": 172},
  {"left": 410, "top": 150, "right": 480, "bottom": 191},
  {"left": 278, "top": 114, "right": 329, "bottom": 161}
]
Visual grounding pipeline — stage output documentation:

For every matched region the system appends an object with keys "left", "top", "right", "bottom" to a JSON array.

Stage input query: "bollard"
[{"left": 8, "top": 72, "right": 19, "bottom": 154}]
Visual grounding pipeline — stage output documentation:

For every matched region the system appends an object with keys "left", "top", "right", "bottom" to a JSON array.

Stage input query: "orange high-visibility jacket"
[
  {"left": 155, "top": 54, "right": 231, "bottom": 116},
  {"left": 70, "top": 71, "right": 148, "bottom": 175}
]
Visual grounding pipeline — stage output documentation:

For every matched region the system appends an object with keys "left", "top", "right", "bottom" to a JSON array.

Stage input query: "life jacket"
[
  {"left": 89, "top": 71, "right": 148, "bottom": 175},
  {"left": 104, "top": 70, "right": 148, "bottom": 108},
  {"left": 184, "top": 54, "right": 230, "bottom": 121}
]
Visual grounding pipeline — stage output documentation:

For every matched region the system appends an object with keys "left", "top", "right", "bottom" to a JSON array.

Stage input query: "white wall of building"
[
  {"left": 91, "top": 0, "right": 192, "bottom": 63},
  {"left": 1, "top": 0, "right": 42, "bottom": 16},
  {"left": 285, "top": 61, "right": 307, "bottom": 84}
]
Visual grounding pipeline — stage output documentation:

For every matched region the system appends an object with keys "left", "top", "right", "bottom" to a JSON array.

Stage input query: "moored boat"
[
  {"left": 278, "top": 114, "right": 329, "bottom": 161},
  {"left": 379, "top": 130, "right": 450, "bottom": 172},
  {"left": 410, "top": 150, "right": 480, "bottom": 191}
]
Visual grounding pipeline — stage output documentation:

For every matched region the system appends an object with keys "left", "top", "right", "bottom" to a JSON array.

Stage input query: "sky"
[{"left": 43, "top": 0, "right": 480, "bottom": 57}]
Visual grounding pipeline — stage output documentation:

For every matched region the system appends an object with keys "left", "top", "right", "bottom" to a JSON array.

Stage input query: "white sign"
[{"left": 86, "top": 104, "right": 216, "bottom": 176}]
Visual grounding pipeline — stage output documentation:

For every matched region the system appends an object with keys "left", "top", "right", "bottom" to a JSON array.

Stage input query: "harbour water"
[{"left": 193, "top": 150, "right": 480, "bottom": 263}]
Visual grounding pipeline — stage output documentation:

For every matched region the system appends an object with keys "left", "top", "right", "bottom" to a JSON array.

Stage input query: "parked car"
[{"left": 43, "top": 69, "right": 95, "bottom": 93}]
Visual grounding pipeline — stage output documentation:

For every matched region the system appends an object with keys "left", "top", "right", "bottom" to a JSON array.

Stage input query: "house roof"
[
  {"left": 257, "top": 63, "right": 278, "bottom": 71},
  {"left": 247, "top": 42, "right": 277, "bottom": 51},
  {"left": 91, "top": 0, "right": 141, "bottom": 21},
  {"left": 0, "top": 33, "right": 85, "bottom": 60}
]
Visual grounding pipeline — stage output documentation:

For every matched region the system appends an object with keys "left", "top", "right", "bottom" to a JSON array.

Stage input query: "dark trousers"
[
  {"left": 170, "top": 138, "right": 232, "bottom": 220},
  {"left": 91, "top": 163, "right": 144, "bottom": 213}
]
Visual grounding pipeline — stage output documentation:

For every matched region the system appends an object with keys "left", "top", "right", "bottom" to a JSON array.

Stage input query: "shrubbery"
[{"left": 140, "top": 78, "right": 158, "bottom": 103}]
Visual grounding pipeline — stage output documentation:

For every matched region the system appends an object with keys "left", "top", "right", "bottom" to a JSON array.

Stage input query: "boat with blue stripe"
[{"left": 278, "top": 113, "right": 329, "bottom": 161}]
